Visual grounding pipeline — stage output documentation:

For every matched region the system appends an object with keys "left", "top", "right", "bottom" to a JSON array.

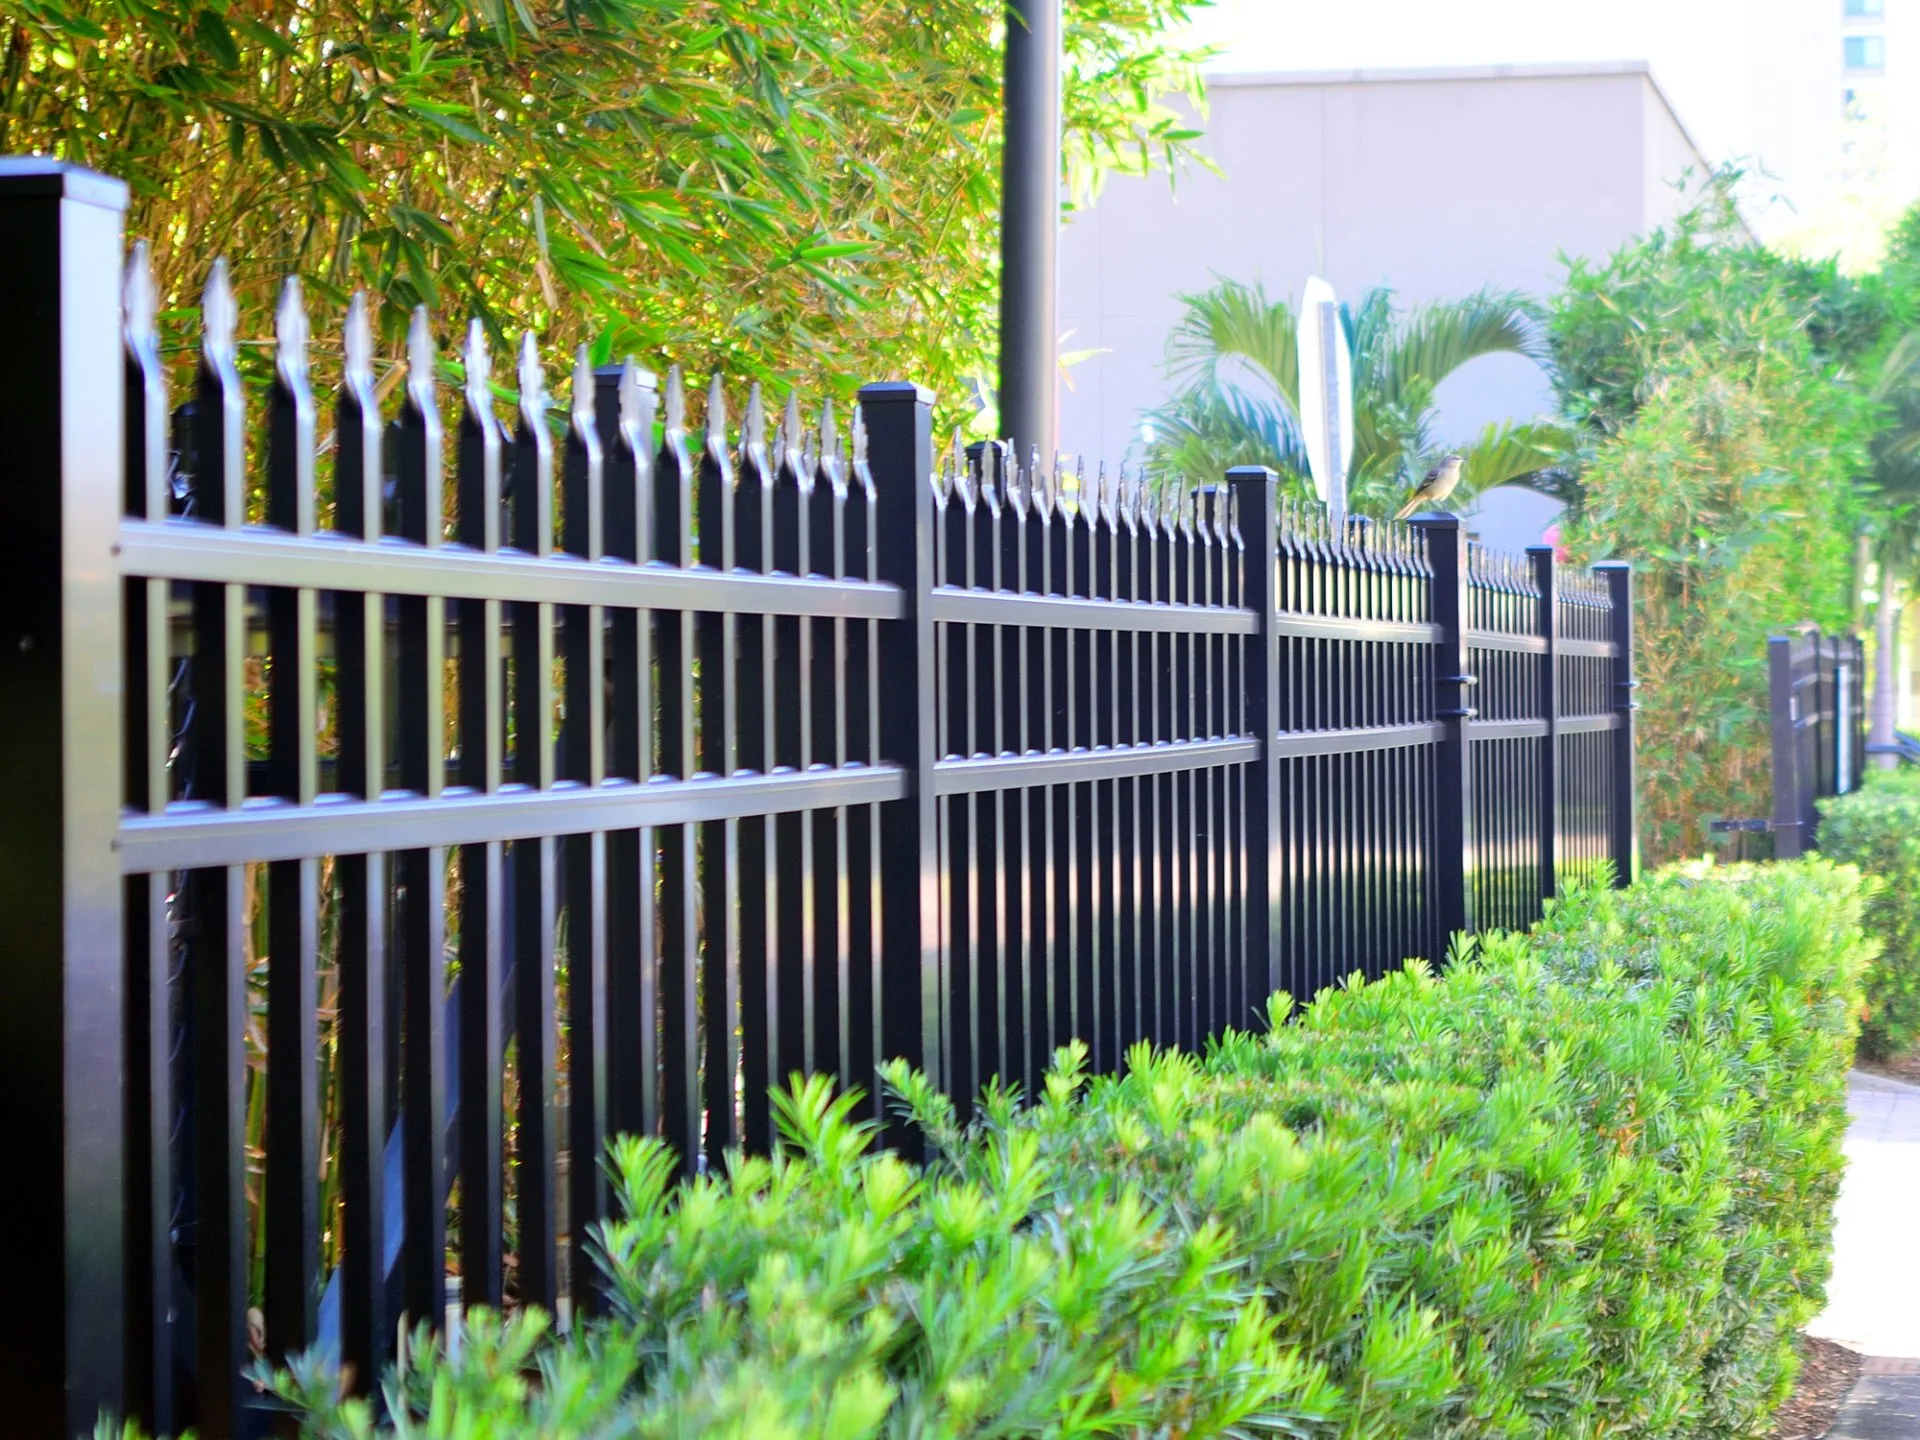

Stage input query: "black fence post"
[
  {"left": 0, "top": 159, "right": 129, "bottom": 1436},
  {"left": 861, "top": 382, "right": 940, "bottom": 1137},
  {"left": 1597, "top": 562, "right": 1637, "bottom": 884},
  {"left": 1529, "top": 545, "right": 1557, "bottom": 904},
  {"left": 1769, "top": 633, "right": 1805, "bottom": 859},
  {"left": 1852, "top": 633, "right": 1868, "bottom": 793},
  {"left": 1414, "top": 515, "right": 1474, "bottom": 951},
  {"left": 1228, "top": 467, "right": 1281, "bottom": 1019}
]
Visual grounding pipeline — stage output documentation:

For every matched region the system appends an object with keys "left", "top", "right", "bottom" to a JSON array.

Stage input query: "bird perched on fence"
[{"left": 1394, "top": 454, "right": 1463, "bottom": 520}]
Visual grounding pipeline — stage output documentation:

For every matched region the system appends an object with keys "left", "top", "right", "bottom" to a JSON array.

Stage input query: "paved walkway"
[{"left": 1807, "top": 1071, "right": 1920, "bottom": 1438}]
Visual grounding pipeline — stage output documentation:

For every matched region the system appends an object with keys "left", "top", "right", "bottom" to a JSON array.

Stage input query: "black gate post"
[
  {"left": 0, "top": 159, "right": 130, "bottom": 1436},
  {"left": 1414, "top": 515, "right": 1474, "bottom": 952},
  {"left": 1769, "top": 633, "right": 1805, "bottom": 859},
  {"left": 1598, "top": 562, "right": 1637, "bottom": 884},
  {"left": 1529, "top": 545, "right": 1558, "bottom": 904},
  {"left": 1228, "top": 467, "right": 1280, "bottom": 1019},
  {"left": 861, "top": 381, "right": 941, "bottom": 1142}
]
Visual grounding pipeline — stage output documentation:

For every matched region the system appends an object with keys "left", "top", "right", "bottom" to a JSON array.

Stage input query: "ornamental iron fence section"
[
  {"left": 1769, "top": 626, "right": 1867, "bottom": 857},
  {"left": 0, "top": 161, "right": 1636, "bottom": 1440}
]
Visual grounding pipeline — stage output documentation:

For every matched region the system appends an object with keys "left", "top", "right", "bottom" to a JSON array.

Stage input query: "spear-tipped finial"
[
  {"left": 946, "top": 428, "right": 966, "bottom": 498},
  {"left": 981, "top": 434, "right": 1001, "bottom": 508},
  {"left": 999, "top": 443, "right": 1023, "bottom": 514},
  {"left": 743, "top": 381, "right": 767, "bottom": 460},
  {"left": 273, "top": 275, "right": 309, "bottom": 392},
  {"left": 779, "top": 390, "right": 802, "bottom": 462},
  {"left": 201, "top": 257, "right": 237, "bottom": 366},
  {"left": 571, "top": 344, "right": 595, "bottom": 433},
  {"left": 515, "top": 330, "right": 546, "bottom": 430},
  {"left": 344, "top": 292, "right": 374, "bottom": 392},
  {"left": 818, "top": 397, "right": 839, "bottom": 468},
  {"left": 665, "top": 365, "right": 687, "bottom": 432},
  {"left": 462, "top": 320, "right": 492, "bottom": 418},
  {"left": 124, "top": 240, "right": 158, "bottom": 355},
  {"left": 851, "top": 405, "right": 868, "bottom": 467},
  {"left": 704, "top": 373, "right": 728, "bottom": 460},
  {"left": 618, "top": 358, "right": 646, "bottom": 437},
  {"left": 406, "top": 306, "right": 437, "bottom": 412},
  {"left": 930, "top": 442, "right": 951, "bottom": 501}
]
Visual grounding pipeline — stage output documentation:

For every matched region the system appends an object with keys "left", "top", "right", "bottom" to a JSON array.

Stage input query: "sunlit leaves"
[{"left": 3, "top": 0, "right": 1212, "bottom": 429}]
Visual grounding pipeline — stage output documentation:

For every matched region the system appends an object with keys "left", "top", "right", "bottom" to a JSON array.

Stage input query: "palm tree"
[
  {"left": 1143, "top": 279, "right": 1573, "bottom": 515},
  {"left": 1861, "top": 329, "right": 1920, "bottom": 766}
]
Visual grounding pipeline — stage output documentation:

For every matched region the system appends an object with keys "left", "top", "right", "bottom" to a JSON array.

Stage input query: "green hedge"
[
  {"left": 1818, "top": 769, "right": 1920, "bottom": 1059},
  {"left": 241, "top": 861, "right": 1865, "bottom": 1440}
]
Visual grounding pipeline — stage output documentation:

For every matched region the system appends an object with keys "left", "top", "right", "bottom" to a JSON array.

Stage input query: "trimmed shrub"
[
  {"left": 254, "top": 861, "right": 1866, "bottom": 1440},
  {"left": 1819, "top": 769, "right": 1920, "bottom": 1059}
]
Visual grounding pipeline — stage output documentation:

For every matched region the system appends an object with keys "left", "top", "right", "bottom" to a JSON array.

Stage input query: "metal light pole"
[{"left": 999, "top": 0, "right": 1061, "bottom": 466}]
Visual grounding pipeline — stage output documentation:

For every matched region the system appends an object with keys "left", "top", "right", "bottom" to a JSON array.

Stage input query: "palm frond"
[
  {"left": 1375, "top": 290, "right": 1550, "bottom": 412},
  {"left": 1454, "top": 418, "right": 1579, "bottom": 499},
  {"left": 1163, "top": 277, "right": 1300, "bottom": 415},
  {"left": 1145, "top": 382, "right": 1311, "bottom": 490}
]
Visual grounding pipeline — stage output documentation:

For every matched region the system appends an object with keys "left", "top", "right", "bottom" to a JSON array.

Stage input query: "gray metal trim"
[
  {"left": 933, "top": 736, "right": 1259, "bottom": 794},
  {"left": 117, "top": 519, "right": 906, "bottom": 620},
  {"left": 118, "top": 764, "right": 907, "bottom": 870},
  {"left": 1273, "top": 612, "right": 1444, "bottom": 644},
  {"left": 1271, "top": 721, "right": 1446, "bottom": 758},
  {"left": 1467, "top": 631, "right": 1550, "bottom": 655},
  {"left": 930, "top": 586, "right": 1259, "bottom": 634}
]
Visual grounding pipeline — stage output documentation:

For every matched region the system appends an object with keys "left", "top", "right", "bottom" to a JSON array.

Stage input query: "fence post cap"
[
  {"left": 857, "top": 380, "right": 936, "bottom": 406},
  {"left": 1591, "top": 559, "right": 1632, "bottom": 572},
  {"left": 0, "top": 158, "right": 128, "bottom": 211},
  {"left": 1407, "top": 512, "right": 1462, "bottom": 530}
]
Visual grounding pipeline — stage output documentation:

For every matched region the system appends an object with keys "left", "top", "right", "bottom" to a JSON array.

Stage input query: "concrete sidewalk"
[{"left": 1807, "top": 1071, "right": 1920, "bottom": 1439}]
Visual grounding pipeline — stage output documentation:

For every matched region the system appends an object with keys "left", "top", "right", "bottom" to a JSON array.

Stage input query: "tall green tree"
[
  {"left": 1142, "top": 278, "right": 1571, "bottom": 511},
  {"left": 2, "top": 0, "right": 1211, "bottom": 420},
  {"left": 1551, "top": 179, "right": 1880, "bottom": 860},
  {"left": 1860, "top": 330, "right": 1920, "bottom": 765},
  {"left": 1855, "top": 206, "right": 1920, "bottom": 765}
]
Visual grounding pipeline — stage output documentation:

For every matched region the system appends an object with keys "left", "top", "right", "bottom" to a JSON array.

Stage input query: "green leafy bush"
[
  {"left": 1819, "top": 770, "right": 1920, "bottom": 1059},
  {"left": 244, "top": 860, "right": 1865, "bottom": 1439},
  {"left": 1551, "top": 180, "right": 1882, "bottom": 864}
]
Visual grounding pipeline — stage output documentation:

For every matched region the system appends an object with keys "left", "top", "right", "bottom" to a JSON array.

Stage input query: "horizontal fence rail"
[{"left": 0, "top": 161, "right": 1636, "bottom": 1440}]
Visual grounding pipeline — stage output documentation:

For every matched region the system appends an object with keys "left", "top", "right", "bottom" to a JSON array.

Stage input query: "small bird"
[{"left": 1395, "top": 454, "right": 1464, "bottom": 520}]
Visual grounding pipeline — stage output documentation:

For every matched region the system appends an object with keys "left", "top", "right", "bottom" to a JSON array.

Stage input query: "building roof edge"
[{"left": 1203, "top": 59, "right": 1656, "bottom": 88}]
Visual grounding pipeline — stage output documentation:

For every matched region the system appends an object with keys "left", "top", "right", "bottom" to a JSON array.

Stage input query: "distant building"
[
  {"left": 1057, "top": 61, "right": 1717, "bottom": 550},
  {"left": 1745, "top": 0, "right": 1920, "bottom": 255}
]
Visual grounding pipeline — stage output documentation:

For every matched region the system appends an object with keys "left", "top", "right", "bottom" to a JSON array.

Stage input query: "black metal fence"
[
  {"left": 1768, "top": 627, "right": 1867, "bottom": 857},
  {"left": 0, "top": 162, "right": 1635, "bottom": 1439}
]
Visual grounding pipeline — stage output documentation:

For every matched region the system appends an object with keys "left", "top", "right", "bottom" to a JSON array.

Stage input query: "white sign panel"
[{"left": 1295, "top": 275, "right": 1354, "bottom": 524}]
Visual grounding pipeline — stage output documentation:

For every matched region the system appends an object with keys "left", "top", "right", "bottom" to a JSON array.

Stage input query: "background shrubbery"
[
  {"left": 1550, "top": 185, "right": 1889, "bottom": 864},
  {"left": 1819, "top": 770, "right": 1920, "bottom": 1059},
  {"left": 247, "top": 860, "right": 1868, "bottom": 1440}
]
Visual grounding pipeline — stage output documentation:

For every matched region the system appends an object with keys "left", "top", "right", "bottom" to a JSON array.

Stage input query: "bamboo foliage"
[
  {"left": 1551, "top": 181, "right": 1881, "bottom": 862},
  {"left": 4, "top": 0, "right": 1211, "bottom": 422}
]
